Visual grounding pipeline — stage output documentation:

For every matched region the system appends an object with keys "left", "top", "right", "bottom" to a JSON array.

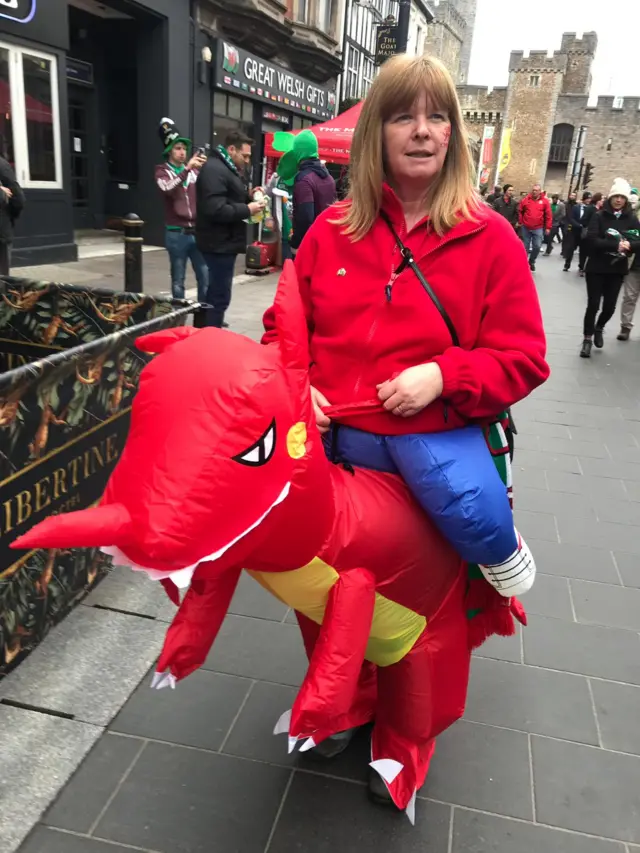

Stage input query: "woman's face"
[
  {"left": 383, "top": 92, "right": 451, "bottom": 189},
  {"left": 610, "top": 194, "right": 627, "bottom": 211}
]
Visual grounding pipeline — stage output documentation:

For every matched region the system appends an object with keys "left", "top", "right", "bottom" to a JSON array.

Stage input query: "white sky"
[{"left": 467, "top": 0, "right": 640, "bottom": 102}]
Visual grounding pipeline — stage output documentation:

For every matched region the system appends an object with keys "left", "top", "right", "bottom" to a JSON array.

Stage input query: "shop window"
[
  {"left": 292, "top": 116, "right": 304, "bottom": 131},
  {"left": 228, "top": 95, "right": 242, "bottom": 120},
  {"left": 214, "top": 92, "right": 227, "bottom": 115},
  {"left": 0, "top": 41, "right": 62, "bottom": 188},
  {"left": 242, "top": 100, "right": 253, "bottom": 122}
]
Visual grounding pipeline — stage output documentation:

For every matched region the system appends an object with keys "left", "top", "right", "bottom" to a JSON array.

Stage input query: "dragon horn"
[
  {"left": 10, "top": 504, "right": 131, "bottom": 551},
  {"left": 136, "top": 326, "right": 199, "bottom": 355}
]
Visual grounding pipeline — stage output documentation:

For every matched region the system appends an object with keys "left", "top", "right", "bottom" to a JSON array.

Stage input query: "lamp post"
[{"left": 397, "top": 0, "right": 411, "bottom": 53}]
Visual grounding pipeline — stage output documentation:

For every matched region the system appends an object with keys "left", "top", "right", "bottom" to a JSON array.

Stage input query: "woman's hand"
[
  {"left": 377, "top": 363, "right": 444, "bottom": 418},
  {"left": 310, "top": 385, "right": 332, "bottom": 434}
]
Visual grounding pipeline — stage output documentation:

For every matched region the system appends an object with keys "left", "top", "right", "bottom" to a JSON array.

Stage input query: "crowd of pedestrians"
[{"left": 489, "top": 180, "right": 640, "bottom": 358}]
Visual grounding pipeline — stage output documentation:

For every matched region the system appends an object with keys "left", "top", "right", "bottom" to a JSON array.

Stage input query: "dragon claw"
[
  {"left": 405, "top": 790, "right": 417, "bottom": 825},
  {"left": 151, "top": 671, "right": 176, "bottom": 690},
  {"left": 369, "top": 758, "right": 404, "bottom": 785},
  {"left": 298, "top": 736, "right": 316, "bottom": 753}
]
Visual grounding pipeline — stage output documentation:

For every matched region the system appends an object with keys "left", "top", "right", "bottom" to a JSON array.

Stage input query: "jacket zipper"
[
  {"left": 352, "top": 222, "right": 485, "bottom": 414},
  {"left": 184, "top": 173, "right": 194, "bottom": 228}
]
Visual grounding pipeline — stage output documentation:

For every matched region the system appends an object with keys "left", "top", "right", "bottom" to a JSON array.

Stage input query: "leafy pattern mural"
[{"left": 0, "top": 277, "right": 197, "bottom": 676}]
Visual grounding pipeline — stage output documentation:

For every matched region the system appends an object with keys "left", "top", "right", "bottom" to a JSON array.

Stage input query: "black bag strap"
[{"left": 380, "top": 211, "right": 460, "bottom": 347}]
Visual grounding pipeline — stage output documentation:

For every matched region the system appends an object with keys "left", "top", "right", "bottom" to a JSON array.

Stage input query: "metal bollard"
[{"left": 123, "top": 213, "right": 144, "bottom": 293}]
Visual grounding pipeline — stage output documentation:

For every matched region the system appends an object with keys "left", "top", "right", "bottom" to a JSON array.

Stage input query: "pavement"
[{"left": 2, "top": 249, "right": 640, "bottom": 853}]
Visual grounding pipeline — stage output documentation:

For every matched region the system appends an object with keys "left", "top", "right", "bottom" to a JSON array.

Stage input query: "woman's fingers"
[{"left": 310, "top": 386, "right": 331, "bottom": 433}]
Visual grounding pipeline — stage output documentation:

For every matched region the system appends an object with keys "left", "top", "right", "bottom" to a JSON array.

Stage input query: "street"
[{"left": 3, "top": 252, "right": 640, "bottom": 853}]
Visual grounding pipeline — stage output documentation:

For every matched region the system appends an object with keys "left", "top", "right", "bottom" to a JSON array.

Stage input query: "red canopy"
[{"left": 264, "top": 102, "right": 362, "bottom": 166}]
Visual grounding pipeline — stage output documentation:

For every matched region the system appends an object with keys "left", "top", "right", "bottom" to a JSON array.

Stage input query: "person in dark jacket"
[
  {"left": 564, "top": 190, "right": 593, "bottom": 273},
  {"left": 580, "top": 179, "right": 640, "bottom": 358},
  {"left": 290, "top": 130, "right": 336, "bottom": 250},
  {"left": 0, "top": 155, "right": 25, "bottom": 275},
  {"left": 196, "top": 130, "right": 265, "bottom": 327},
  {"left": 492, "top": 184, "right": 518, "bottom": 228},
  {"left": 155, "top": 118, "right": 208, "bottom": 301}
]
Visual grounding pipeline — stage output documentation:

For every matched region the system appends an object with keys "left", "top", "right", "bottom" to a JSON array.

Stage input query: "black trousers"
[
  {"left": 564, "top": 231, "right": 587, "bottom": 270},
  {"left": 0, "top": 242, "right": 11, "bottom": 275},
  {"left": 583, "top": 272, "right": 624, "bottom": 337}
]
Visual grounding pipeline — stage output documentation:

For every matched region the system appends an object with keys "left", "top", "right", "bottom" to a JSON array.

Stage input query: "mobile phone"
[{"left": 195, "top": 146, "right": 207, "bottom": 157}]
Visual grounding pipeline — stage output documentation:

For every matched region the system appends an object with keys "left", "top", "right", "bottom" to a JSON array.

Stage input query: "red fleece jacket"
[
  {"left": 519, "top": 193, "right": 552, "bottom": 231},
  {"left": 262, "top": 185, "right": 549, "bottom": 436}
]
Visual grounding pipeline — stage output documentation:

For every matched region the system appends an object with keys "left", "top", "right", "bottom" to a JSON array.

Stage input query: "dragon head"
[{"left": 11, "top": 262, "right": 329, "bottom": 591}]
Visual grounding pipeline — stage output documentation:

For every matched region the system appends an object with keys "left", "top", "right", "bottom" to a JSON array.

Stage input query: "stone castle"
[
  {"left": 456, "top": 32, "right": 640, "bottom": 196},
  {"left": 425, "top": 0, "right": 478, "bottom": 84}
]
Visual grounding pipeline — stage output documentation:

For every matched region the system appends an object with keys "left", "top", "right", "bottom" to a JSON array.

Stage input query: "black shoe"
[
  {"left": 529, "top": 262, "right": 536, "bottom": 272},
  {"left": 367, "top": 767, "right": 400, "bottom": 810},
  {"left": 579, "top": 270, "right": 585, "bottom": 277},
  {"left": 305, "top": 728, "right": 357, "bottom": 760},
  {"left": 222, "top": 321, "right": 229, "bottom": 328},
  {"left": 593, "top": 327, "right": 604, "bottom": 348},
  {"left": 618, "top": 327, "right": 631, "bottom": 341},
  {"left": 580, "top": 339, "right": 592, "bottom": 358},
  {"left": 563, "top": 266, "right": 569, "bottom": 272}
]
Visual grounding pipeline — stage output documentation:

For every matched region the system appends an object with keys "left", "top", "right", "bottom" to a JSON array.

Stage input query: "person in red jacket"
[
  {"left": 263, "top": 54, "right": 549, "bottom": 798},
  {"left": 518, "top": 183, "right": 552, "bottom": 271}
]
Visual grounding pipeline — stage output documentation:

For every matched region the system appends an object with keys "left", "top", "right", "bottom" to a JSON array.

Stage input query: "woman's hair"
[{"left": 333, "top": 54, "right": 479, "bottom": 240}]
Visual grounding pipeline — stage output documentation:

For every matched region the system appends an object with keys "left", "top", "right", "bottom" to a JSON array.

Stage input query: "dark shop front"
[
  {"left": 205, "top": 39, "right": 336, "bottom": 186},
  {"left": 0, "top": 0, "right": 193, "bottom": 266}
]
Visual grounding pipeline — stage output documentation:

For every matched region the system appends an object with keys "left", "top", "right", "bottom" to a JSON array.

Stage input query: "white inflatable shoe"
[{"left": 478, "top": 531, "right": 536, "bottom": 597}]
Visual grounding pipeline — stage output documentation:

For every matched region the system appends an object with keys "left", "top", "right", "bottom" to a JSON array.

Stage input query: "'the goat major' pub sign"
[{"left": 0, "top": 0, "right": 36, "bottom": 24}]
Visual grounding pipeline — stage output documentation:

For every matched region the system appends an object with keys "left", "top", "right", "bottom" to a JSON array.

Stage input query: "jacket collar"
[{"left": 380, "top": 182, "right": 487, "bottom": 245}]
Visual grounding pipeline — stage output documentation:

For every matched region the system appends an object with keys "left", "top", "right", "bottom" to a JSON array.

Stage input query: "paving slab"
[
  {"left": 0, "top": 606, "right": 167, "bottom": 726},
  {"left": 0, "top": 706, "right": 101, "bottom": 852}
]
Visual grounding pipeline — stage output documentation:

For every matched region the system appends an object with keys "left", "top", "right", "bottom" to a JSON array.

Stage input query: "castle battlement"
[
  {"left": 432, "top": 0, "right": 467, "bottom": 34},
  {"left": 585, "top": 95, "right": 640, "bottom": 112},
  {"left": 509, "top": 50, "right": 567, "bottom": 73},
  {"left": 561, "top": 31, "right": 598, "bottom": 54}
]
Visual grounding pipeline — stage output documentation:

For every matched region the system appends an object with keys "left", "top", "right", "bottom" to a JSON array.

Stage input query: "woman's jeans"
[
  {"left": 165, "top": 230, "right": 209, "bottom": 301},
  {"left": 583, "top": 272, "right": 624, "bottom": 336}
]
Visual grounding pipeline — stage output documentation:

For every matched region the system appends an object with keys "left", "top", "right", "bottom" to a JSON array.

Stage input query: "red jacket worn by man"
[
  {"left": 263, "top": 185, "right": 549, "bottom": 437},
  {"left": 519, "top": 192, "right": 552, "bottom": 232}
]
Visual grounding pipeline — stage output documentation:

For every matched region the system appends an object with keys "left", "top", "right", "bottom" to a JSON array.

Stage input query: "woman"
[
  {"left": 580, "top": 180, "right": 640, "bottom": 358},
  {"left": 263, "top": 53, "right": 548, "bottom": 798}
]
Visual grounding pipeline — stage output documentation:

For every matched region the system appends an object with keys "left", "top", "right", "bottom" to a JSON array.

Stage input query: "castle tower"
[
  {"left": 425, "top": 1, "right": 467, "bottom": 82},
  {"left": 455, "top": 0, "right": 478, "bottom": 84},
  {"left": 499, "top": 48, "right": 568, "bottom": 190},
  {"left": 560, "top": 31, "right": 597, "bottom": 95}
]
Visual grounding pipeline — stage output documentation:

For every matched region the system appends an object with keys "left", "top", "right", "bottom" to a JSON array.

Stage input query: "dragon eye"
[{"left": 233, "top": 419, "right": 276, "bottom": 467}]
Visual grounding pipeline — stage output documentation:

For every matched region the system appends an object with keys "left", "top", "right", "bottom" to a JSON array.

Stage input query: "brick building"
[{"left": 458, "top": 31, "right": 640, "bottom": 197}]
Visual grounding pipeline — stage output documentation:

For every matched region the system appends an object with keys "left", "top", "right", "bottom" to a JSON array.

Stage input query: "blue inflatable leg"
[
  {"left": 323, "top": 425, "right": 398, "bottom": 475},
  {"left": 385, "top": 427, "right": 518, "bottom": 566}
]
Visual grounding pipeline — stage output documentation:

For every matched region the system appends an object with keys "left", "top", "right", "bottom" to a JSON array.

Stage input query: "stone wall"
[
  {"left": 458, "top": 85, "right": 507, "bottom": 186},
  {"left": 544, "top": 95, "right": 640, "bottom": 196}
]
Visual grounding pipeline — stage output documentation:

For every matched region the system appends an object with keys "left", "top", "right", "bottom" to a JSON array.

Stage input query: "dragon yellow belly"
[{"left": 249, "top": 558, "right": 426, "bottom": 667}]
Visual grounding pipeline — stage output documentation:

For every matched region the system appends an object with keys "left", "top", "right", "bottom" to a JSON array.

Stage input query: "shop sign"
[
  {"left": 263, "top": 109, "right": 289, "bottom": 124},
  {"left": 214, "top": 40, "right": 336, "bottom": 121},
  {"left": 0, "top": 0, "right": 36, "bottom": 24},
  {"left": 375, "top": 24, "right": 401, "bottom": 66}
]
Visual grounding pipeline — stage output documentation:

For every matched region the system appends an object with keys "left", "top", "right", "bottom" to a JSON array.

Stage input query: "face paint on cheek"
[{"left": 441, "top": 127, "right": 451, "bottom": 149}]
